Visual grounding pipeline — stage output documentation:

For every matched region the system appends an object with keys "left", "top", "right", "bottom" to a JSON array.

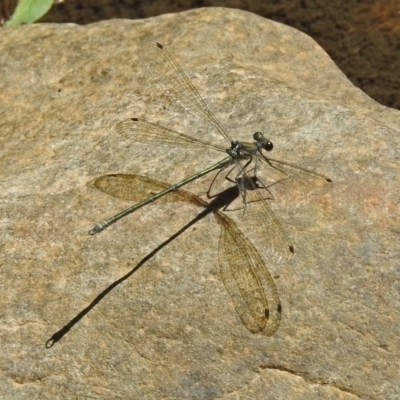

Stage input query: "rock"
[{"left": 1, "top": 8, "right": 399, "bottom": 400}]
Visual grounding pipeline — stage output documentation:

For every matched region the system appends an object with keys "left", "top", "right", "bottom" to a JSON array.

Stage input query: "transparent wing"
[
  {"left": 233, "top": 168, "right": 295, "bottom": 265},
  {"left": 258, "top": 156, "right": 333, "bottom": 195},
  {"left": 88, "top": 173, "right": 280, "bottom": 335},
  {"left": 216, "top": 211, "right": 281, "bottom": 335},
  {"left": 138, "top": 41, "right": 232, "bottom": 143},
  {"left": 206, "top": 159, "right": 294, "bottom": 264},
  {"left": 116, "top": 118, "right": 225, "bottom": 152}
]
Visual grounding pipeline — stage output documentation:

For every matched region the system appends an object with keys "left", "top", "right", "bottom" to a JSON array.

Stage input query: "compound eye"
[
  {"left": 253, "top": 132, "right": 273, "bottom": 151},
  {"left": 264, "top": 140, "right": 273, "bottom": 151},
  {"left": 253, "top": 132, "right": 263, "bottom": 141}
]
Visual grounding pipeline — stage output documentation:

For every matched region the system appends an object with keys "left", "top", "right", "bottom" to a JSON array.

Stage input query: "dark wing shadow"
[
  {"left": 46, "top": 180, "right": 238, "bottom": 348},
  {"left": 46, "top": 173, "right": 282, "bottom": 347}
]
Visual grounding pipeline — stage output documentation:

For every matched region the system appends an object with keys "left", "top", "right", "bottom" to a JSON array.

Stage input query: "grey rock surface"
[{"left": 1, "top": 8, "right": 399, "bottom": 400}]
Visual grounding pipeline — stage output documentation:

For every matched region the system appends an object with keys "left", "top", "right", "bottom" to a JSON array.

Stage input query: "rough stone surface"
[
  {"left": 40, "top": 0, "right": 400, "bottom": 110},
  {"left": 1, "top": 8, "right": 399, "bottom": 400}
]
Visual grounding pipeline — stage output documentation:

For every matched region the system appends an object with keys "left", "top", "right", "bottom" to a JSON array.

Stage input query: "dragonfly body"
[
  {"left": 90, "top": 41, "right": 331, "bottom": 264},
  {"left": 88, "top": 41, "right": 332, "bottom": 334}
]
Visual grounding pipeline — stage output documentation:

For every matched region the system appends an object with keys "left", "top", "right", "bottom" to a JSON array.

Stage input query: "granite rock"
[{"left": 1, "top": 8, "right": 399, "bottom": 400}]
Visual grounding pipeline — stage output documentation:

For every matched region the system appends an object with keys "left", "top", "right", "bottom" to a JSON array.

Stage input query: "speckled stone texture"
[
  {"left": 40, "top": 0, "right": 400, "bottom": 110},
  {"left": 1, "top": 8, "right": 399, "bottom": 400}
]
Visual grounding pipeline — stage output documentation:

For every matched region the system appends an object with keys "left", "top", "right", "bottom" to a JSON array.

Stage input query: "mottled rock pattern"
[{"left": 1, "top": 8, "right": 399, "bottom": 400}]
